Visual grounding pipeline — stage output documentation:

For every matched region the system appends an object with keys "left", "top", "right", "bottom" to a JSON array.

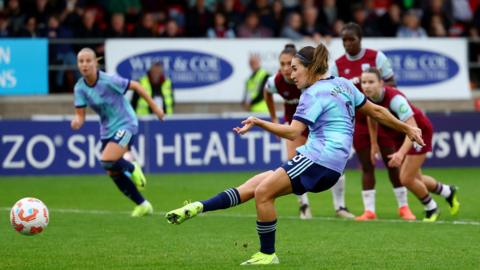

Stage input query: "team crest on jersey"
[
  {"left": 344, "top": 68, "right": 350, "bottom": 75},
  {"left": 361, "top": 63, "right": 371, "bottom": 71},
  {"left": 115, "top": 130, "right": 126, "bottom": 140}
]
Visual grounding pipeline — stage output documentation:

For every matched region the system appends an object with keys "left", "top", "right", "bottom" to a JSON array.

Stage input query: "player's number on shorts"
[{"left": 345, "top": 101, "right": 354, "bottom": 123}]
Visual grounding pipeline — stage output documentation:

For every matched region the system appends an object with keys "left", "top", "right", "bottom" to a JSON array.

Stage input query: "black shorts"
[{"left": 281, "top": 153, "right": 341, "bottom": 195}]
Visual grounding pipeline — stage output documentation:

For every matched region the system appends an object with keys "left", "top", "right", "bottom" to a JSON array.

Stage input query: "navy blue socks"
[
  {"left": 257, "top": 220, "right": 277, "bottom": 254},
  {"left": 201, "top": 188, "right": 241, "bottom": 212}
]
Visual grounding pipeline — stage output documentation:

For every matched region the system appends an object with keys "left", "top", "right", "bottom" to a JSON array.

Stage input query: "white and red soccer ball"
[{"left": 10, "top": 197, "right": 49, "bottom": 235}]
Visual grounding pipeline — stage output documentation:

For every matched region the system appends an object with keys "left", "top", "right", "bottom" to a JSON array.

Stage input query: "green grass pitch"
[{"left": 1, "top": 168, "right": 479, "bottom": 269}]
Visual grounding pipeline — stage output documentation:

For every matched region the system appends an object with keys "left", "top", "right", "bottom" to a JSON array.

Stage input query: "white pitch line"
[{"left": 2, "top": 207, "right": 480, "bottom": 226}]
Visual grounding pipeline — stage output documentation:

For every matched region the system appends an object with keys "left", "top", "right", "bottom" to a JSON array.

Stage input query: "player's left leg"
[
  {"left": 165, "top": 170, "right": 274, "bottom": 225},
  {"left": 379, "top": 147, "right": 415, "bottom": 220},
  {"left": 400, "top": 155, "right": 438, "bottom": 222},
  {"left": 240, "top": 167, "right": 292, "bottom": 265},
  {"left": 421, "top": 174, "right": 460, "bottom": 215}
]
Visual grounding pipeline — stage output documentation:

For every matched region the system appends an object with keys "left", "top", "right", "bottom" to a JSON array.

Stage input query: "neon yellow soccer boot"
[
  {"left": 165, "top": 201, "right": 203, "bottom": 224},
  {"left": 240, "top": 252, "right": 280, "bottom": 265},
  {"left": 131, "top": 162, "right": 146, "bottom": 190}
]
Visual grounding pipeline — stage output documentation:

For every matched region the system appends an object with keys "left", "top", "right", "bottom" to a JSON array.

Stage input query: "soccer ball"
[{"left": 10, "top": 197, "right": 49, "bottom": 235}]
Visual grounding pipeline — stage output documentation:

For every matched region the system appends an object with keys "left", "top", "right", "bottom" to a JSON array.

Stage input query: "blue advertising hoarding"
[
  {"left": 1, "top": 113, "right": 479, "bottom": 176},
  {"left": 0, "top": 39, "right": 48, "bottom": 95}
]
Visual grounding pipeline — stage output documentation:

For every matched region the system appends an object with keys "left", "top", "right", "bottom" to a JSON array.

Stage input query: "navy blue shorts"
[
  {"left": 281, "top": 153, "right": 341, "bottom": 195},
  {"left": 100, "top": 130, "right": 136, "bottom": 152}
]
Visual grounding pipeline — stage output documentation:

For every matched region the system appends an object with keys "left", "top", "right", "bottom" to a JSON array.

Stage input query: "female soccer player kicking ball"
[
  {"left": 166, "top": 44, "right": 423, "bottom": 265},
  {"left": 265, "top": 43, "right": 354, "bottom": 219},
  {"left": 71, "top": 48, "right": 164, "bottom": 217},
  {"left": 361, "top": 67, "right": 460, "bottom": 222}
]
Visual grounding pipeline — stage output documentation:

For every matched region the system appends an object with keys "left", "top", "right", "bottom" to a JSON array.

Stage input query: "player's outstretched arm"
[
  {"left": 129, "top": 80, "right": 165, "bottom": 121},
  {"left": 71, "top": 107, "right": 86, "bottom": 130},
  {"left": 233, "top": 116, "right": 305, "bottom": 140},
  {"left": 358, "top": 100, "right": 424, "bottom": 146}
]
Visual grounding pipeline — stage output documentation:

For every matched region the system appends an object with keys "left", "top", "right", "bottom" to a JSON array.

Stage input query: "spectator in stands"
[
  {"left": 397, "top": 10, "right": 427, "bottom": 38},
  {"left": 216, "top": 0, "right": 243, "bottom": 32},
  {"left": 243, "top": 55, "right": 269, "bottom": 113},
  {"left": 75, "top": 9, "right": 104, "bottom": 38},
  {"left": 351, "top": 3, "right": 380, "bottom": 36},
  {"left": 301, "top": 6, "right": 323, "bottom": 42},
  {"left": 43, "top": 15, "right": 78, "bottom": 92},
  {"left": 161, "top": 19, "right": 183, "bottom": 38},
  {"left": 0, "top": 12, "right": 13, "bottom": 37},
  {"left": 421, "top": 0, "right": 452, "bottom": 36},
  {"left": 26, "top": 0, "right": 54, "bottom": 33},
  {"left": 271, "top": 0, "right": 286, "bottom": 36},
  {"left": 317, "top": 0, "right": 338, "bottom": 36},
  {"left": 185, "top": 0, "right": 213, "bottom": 37},
  {"left": 280, "top": 12, "right": 305, "bottom": 40},
  {"left": 378, "top": 3, "right": 401, "bottom": 37},
  {"left": 132, "top": 62, "right": 175, "bottom": 116},
  {"left": 237, "top": 11, "right": 273, "bottom": 38},
  {"left": 427, "top": 15, "right": 448, "bottom": 37},
  {"left": 132, "top": 12, "right": 156, "bottom": 37},
  {"left": 106, "top": 0, "right": 141, "bottom": 25},
  {"left": 246, "top": 0, "right": 276, "bottom": 34},
  {"left": 105, "top": 13, "right": 129, "bottom": 38},
  {"left": 4, "top": 0, "right": 25, "bottom": 35},
  {"left": 207, "top": 12, "right": 235, "bottom": 38},
  {"left": 16, "top": 16, "right": 39, "bottom": 37}
]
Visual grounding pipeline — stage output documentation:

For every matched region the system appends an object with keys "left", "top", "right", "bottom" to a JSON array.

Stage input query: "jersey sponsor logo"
[
  {"left": 116, "top": 50, "right": 233, "bottom": 89},
  {"left": 344, "top": 68, "right": 350, "bottom": 75},
  {"left": 384, "top": 49, "right": 459, "bottom": 87}
]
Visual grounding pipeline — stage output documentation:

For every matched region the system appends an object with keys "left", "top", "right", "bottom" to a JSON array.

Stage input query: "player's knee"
[
  {"left": 399, "top": 172, "right": 414, "bottom": 186},
  {"left": 254, "top": 185, "right": 273, "bottom": 203}
]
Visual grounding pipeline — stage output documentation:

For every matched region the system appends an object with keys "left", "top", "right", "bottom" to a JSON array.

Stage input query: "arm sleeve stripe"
[
  {"left": 355, "top": 96, "right": 367, "bottom": 108},
  {"left": 293, "top": 116, "right": 313, "bottom": 126}
]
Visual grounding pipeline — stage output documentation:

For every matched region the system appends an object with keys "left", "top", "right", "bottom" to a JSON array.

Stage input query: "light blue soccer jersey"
[
  {"left": 74, "top": 71, "right": 138, "bottom": 139},
  {"left": 293, "top": 77, "right": 366, "bottom": 173}
]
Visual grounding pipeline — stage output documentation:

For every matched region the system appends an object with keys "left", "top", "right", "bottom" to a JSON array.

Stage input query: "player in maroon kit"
[
  {"left": 361, "top": 67, "right": 460, "bottom": 222},
  {"left": 264, "top": 44, "right": 354, "bottom": 219},
  {"left": 331, "top": 22, "right": 415, "bottom": 220}
]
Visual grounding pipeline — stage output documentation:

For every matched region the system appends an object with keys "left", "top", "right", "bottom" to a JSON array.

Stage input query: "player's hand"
[
  {"left": 350, "top": 77, "right": 360, "bottom": 85},
  {"left": 71, "top": 118, "right": 83, "bottom": 130},
  {"left": 387, "top": 151, "right": 404, "bottom": 168},
  {"left": 370, "top": 143, "right": 381, "bottom": 165},
  {"left": 153, "top": 107, "right": 165, "bottom": 121},
  {"left": 407, "top": 126, "right": 425, "bottom": 146},
  {"left": 233, "top": 116, "right": 257, "bottom": 135}
]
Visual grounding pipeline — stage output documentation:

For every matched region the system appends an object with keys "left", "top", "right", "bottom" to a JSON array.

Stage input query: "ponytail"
[{"left": 294, "top": 43, "right": 329, "bottom": 85}]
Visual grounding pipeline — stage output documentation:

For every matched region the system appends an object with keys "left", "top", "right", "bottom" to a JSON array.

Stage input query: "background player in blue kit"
[
  {"left": 165, "top": 43, "right": 423, "bottom": 265},
  {"left": 71, "top": 47, "right": 165, "bottom": 217}
]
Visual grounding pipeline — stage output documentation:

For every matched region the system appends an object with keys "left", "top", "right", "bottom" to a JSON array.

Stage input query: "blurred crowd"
[
  {"left": 2, "top": 0, "right": 480, "bottom": 93},
  {"left": 2, "top": 0, "right": 480, "bottom": 40}
]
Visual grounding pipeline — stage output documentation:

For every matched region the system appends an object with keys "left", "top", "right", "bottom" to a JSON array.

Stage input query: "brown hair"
[
  {"left": 363, "top": 67, "right": 382, "bottom": 81},
  {"left": 295, "top": 43, "right": 329, "bottom": 84},
  {"left": 280, "top": 43, "right": 296, "bottom": 56}
]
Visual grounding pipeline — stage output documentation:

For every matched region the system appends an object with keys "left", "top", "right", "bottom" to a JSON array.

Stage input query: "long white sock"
[
  {"left": 297, "top": 193, "right": 310, "bottom": 206},
  {"left": 332, "top": 174, "right": 346, "bottom": 210},
  {"left": 393, "top": 187, "right": 408, "bottom": 208},
  {"left": 361, "top": 189, "right": 376, "bottom": 213},
  {"left": 425, "top": 198, "right": 437, "bottom": 211}
]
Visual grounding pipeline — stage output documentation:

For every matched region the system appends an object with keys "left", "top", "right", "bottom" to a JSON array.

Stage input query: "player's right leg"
[
  {"left": 165, "top": 170, "right": 274, "bottom": 224},
  {"left": 400, "top": 155, "right": 439, "bottom": 222},
  {"left": 356, "top": 148, "right": 376, "bottom": 220},
  {"left": 101, "top": 139, "right": 152, "bottom": 217}
]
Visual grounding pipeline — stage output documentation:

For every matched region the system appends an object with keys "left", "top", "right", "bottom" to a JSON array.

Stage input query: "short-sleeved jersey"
[
  {"left": 331, "top": 49, "right": 394, "bottom": 133},
  {"left": 293, "top": 76, "right": 366, "bottom": 173},
  {"left": 374, "top": 86, "right": 431, "bottom": 143},
  {"left": 265, "top": 72, "right": 302, "bottom": 123},
  {"left": 74, "top": 71, "right": 138, "bottom": 139}
]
